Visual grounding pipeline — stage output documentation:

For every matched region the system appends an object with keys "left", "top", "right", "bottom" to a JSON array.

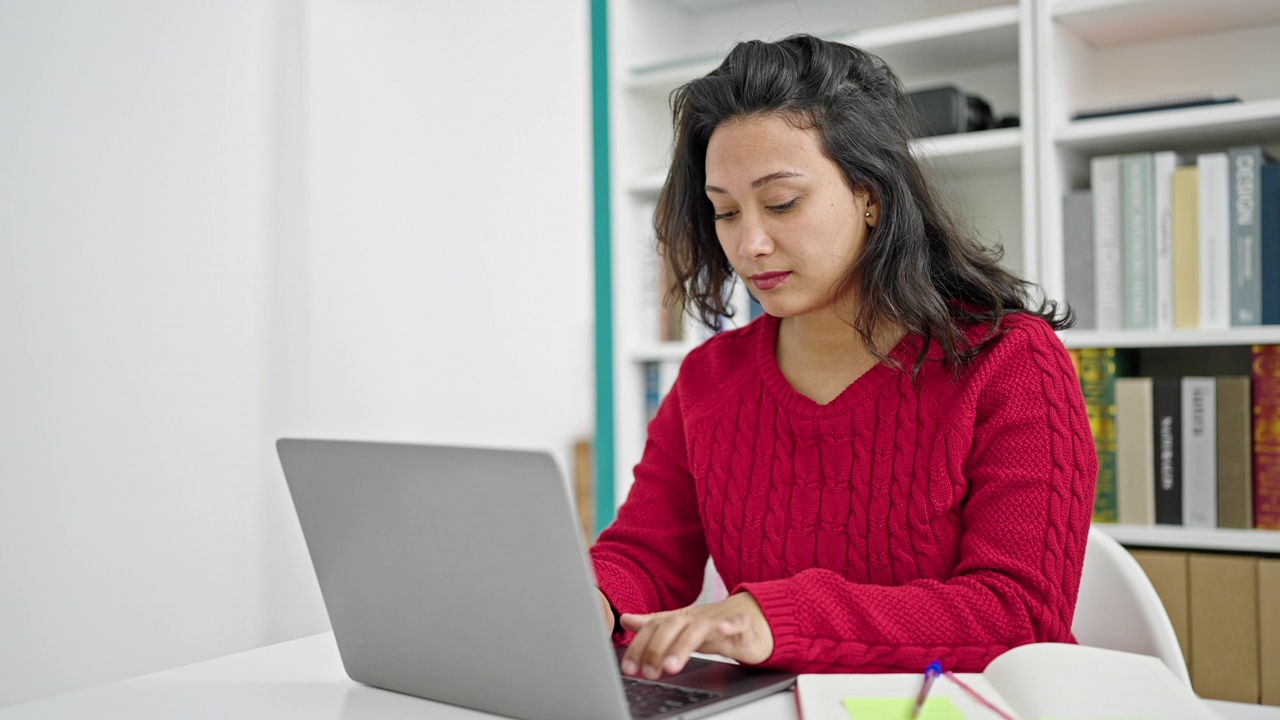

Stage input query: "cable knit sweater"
[{"left": 589, "top": 311, "right": 1096, "bottom": 673}]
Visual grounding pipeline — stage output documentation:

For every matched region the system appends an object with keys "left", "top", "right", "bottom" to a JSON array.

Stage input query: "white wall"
[{"left": 0, "top": 0, "right": 592, "bottom": 708}]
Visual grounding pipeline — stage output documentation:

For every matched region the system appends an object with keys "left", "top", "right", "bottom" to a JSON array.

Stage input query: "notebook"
[
  {"left": 796, "top": 643, "right": 1224, "bottom": 720},
  {"left": 276, "top": 439, "right": 796, "bottom": 720}
]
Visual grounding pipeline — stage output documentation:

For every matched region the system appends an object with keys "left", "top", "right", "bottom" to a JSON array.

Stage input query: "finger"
[
  {"left": 660, "top": 617, "right": 721, "bottom": 675},
  {"left": 618, "top": 613, "right": 653, "bottom": 632},
  {"left": 632, "top": 613, "right": 693, "bottom": 679},
  {"left": 620, "top": 614, "right": 661, "bottom": 677}
]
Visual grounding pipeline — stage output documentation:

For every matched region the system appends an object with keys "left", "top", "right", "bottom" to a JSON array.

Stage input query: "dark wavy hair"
[{"left": 655, "top": 34, "right": 1072, "bottom": 375}]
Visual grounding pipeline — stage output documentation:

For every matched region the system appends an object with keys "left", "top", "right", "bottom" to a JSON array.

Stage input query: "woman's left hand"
[{"left": 618, "top": 592, "right": 774, "bottom": 679}]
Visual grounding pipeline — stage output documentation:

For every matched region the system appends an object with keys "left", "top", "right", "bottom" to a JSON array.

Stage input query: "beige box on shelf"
[
  {"left": 1260, "top": 558, "right": 1280, "bottom": 706},
  {"left": 1129, "top": 549, "right": 1191, "bottom": 671},
  {"left": 1189, "top": 553, "right": 1259, "bottom": 703}
]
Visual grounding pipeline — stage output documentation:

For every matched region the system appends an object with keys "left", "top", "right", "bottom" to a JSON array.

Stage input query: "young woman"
[{"left": 589, "top": 34, "right": 1096, "bottom": 680}]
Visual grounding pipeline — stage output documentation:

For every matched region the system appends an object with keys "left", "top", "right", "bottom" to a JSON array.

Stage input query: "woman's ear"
[{"left": 859, "top": 189, "right": 879, "bottom": 228}]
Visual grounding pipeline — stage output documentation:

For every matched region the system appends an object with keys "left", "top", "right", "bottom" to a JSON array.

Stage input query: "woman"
[{"left": 589, "top": 34, "right": 1096, "bottom": 679}]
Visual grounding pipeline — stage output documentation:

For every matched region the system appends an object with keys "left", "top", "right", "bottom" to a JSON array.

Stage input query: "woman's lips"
[{"left": 750, "top": 271, "right": 791, "bottom": 291}]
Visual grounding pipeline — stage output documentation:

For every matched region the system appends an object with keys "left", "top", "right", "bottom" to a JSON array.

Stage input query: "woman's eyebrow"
[{"left": 705, "top": 170, "right": 805, "bottom": 194}]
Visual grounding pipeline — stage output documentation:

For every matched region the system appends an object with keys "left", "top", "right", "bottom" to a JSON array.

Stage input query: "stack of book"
[
  {"left": 1071, "top": 345, "right": 1280, "bottom": 530},
  {"left": 1064, "top": 146, "right": 1280, "bottom": 330}
]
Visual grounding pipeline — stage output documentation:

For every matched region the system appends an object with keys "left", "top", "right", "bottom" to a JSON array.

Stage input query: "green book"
[
  {"left": 1079, "top": 348, "right": 1135, "bottom": 522},
  {"left": 1122, "top": 152, "right": 1157, "bottom": 329}
]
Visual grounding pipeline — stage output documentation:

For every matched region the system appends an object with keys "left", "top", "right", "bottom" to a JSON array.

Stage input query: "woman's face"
[{"left": 704, "top": 114, "right": 875, "bottom": 321}]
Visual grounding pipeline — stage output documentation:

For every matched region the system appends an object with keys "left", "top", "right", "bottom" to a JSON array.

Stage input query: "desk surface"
[{"left": 1, "top": 633, "right": 1275, "bottom": 720}]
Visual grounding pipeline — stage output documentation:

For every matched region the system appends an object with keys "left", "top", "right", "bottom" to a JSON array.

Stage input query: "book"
[
  {"left": 1153, "top": 376, "right": 1184, "bottom": 526},
  {"left": 1173, "top": 165, "right": 1201, "bottom": 328},
  {"left": 1263, "top": 164, "right": 1280, "bottom": 325},
  {"left": 1154, "top": 151, "right": 1178, "bottom": 331},
  {"left": 1122, "top": 152, "right": 1157, "bottom": 329},
  {"left": 1215, "top": 375, "right": 1253, "bottom": 529},
  {"left": 1115, "top": 377, "right": 1155, "bottom": 524},
  {"left": 794, "top": 643, "right": 1223, "bottom": 720},
  {"left": 1198, "top": 152, "right": 1232, "bottom": 330},
  {"left": 1071, "top": 92, "right": 1241, "bottom": 121},
  {"left": 1091, "top": 156, "right": 1125, "bottom": 330},
  {"left": 642, "top": 361, "right": 661, "bottom": 419},
  {"left": 1181, "top": 376, "right": 1217, "bottom": 528},
  {"left": 1062, "top": 190, "right": 1094, "bottom": 329},
  {"left": 1255, "top": 345, "right": 1280, "bottom": 529},
  {"left": 1229, "top": 146, "right": 1270, "bottom": 326},
  {"left": 1078, "top": 348, "right": 1131, "bottom": 522}
]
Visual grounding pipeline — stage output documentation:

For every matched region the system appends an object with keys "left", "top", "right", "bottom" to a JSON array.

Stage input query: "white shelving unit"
[{"left": 603, "top": 0, "right": 1280, "bottom": 553}]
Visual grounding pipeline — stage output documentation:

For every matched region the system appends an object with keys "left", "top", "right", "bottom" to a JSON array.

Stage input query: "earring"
[{"left": 865, "top": 211, "right": 873, "bottom": 218}]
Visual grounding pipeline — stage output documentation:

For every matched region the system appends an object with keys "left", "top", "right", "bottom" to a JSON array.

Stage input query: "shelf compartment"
[
  {"left": 1095, "top": 523, "right": 1280, "bottom": 555},
  {"left": 848, "top": 4, "right": 1018, "bottom": 79},
  {"left": 1053, "top": 97, "right": 1280, "bottom": 156},
  {"left": 629, "top": 342, "right": 698, "bottom": 363},
  {"left": 625, "top": 4, "right": 1018, "bottom": 92},
  {"left": 627, "top": 127, "right": 1023, "bottom": 195},
  {"left": 914, "top": 127, "right": 1023, "bottom": 174},
  {"left": 1052, "top": 0, "right": 1280, "bottom": 48},
  {"left": 1060, "top": 327, "right": 1280, "bottom": 349}
]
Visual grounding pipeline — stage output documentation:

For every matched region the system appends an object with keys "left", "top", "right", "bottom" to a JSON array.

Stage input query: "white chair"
[{"left": 1072, "top": 525, "right": 1192, "bottom": 686}]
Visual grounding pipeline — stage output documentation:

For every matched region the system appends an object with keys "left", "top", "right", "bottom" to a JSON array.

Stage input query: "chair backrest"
[{"left": 1072, "top": 526, "right": 1192, "bottom": 686}]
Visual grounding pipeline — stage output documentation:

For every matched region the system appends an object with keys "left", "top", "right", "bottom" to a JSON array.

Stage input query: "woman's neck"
[{"left": 774, "top": 307, "right": 903, "bottom": 405}]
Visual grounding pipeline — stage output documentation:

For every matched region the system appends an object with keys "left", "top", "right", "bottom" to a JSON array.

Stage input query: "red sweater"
[{"left": 590, "top": 312, "right": 1096, "bottom": 673}]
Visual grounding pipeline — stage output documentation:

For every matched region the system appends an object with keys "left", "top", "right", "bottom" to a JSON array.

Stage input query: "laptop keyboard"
[{"left": 622, "top": 676, "right": 722, "bottom": 719}]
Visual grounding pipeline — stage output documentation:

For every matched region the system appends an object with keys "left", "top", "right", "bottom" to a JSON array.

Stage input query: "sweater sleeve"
[
  {"left": 589, "top": 377, "right": 710, "bottom": 643},
  {"left": 736, "top": 324, "right": 1097, "bottom": 673}
]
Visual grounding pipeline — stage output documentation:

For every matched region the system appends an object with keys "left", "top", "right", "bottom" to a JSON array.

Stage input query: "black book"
[{"left": 1152, "top": 377, "right": 1183, "bottom": 525}]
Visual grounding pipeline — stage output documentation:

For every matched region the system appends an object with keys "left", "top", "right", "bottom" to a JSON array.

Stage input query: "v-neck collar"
[{"left": 754, "top": 313, "right": 915, "bottom": 418}]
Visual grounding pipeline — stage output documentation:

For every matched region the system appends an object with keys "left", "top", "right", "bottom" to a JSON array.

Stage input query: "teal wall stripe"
[{"left": 590, "top": 0, "right": 615, "bottom": 535}]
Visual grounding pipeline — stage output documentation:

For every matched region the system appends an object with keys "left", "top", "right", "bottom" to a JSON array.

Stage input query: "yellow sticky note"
[{"left": 843, "top": 696, "right": 965, "bottom": 720}]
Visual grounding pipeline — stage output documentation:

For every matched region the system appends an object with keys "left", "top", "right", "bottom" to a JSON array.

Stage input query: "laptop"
[{"left": 276, "top": 439, "right": 796, "bottom": 720}]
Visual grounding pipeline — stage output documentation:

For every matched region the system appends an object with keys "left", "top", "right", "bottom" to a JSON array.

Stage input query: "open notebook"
[{"left": 796, "top": 643, "right": 1224, "bottom": 720}]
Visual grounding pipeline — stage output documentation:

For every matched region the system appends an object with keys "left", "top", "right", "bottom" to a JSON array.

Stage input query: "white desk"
[{"left": 1, "top": 633, "right": 1275, "bottom": 720}]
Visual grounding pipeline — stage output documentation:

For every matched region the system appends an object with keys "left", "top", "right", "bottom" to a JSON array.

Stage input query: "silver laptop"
[{"left": 276, "top": 439, "right": 796, "bottom": 720}]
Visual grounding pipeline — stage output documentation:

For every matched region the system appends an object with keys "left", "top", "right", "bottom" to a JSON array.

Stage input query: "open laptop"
[{"left": 276, "top": 439, "right": 796, "bottom": 720}]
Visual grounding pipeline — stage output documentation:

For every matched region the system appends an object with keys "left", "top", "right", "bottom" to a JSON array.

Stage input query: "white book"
[
  {"left": 1091, "top": 155, "right": 1124, "bottom": 330},
  {"left": 795, "top": 643, "right": 1222, "bottom": 720},
  {"left": 1153, "top": 151, "right": 1179, "bottom": 331},
  {"left": 1197, "top": 153, "right": 1232, "bottom": 330},
  {"left": 1181, "top": 376, "right": 1218, "bottom": 528}
]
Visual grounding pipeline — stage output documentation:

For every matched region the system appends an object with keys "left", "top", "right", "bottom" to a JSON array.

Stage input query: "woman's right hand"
[{"left": 596, "top": 588, "right": 615, "bottom": 635}]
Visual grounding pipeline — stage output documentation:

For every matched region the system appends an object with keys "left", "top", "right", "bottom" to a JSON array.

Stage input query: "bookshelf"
[{"left": 595, "top": 0, "right": 1280, "bottom": 552}]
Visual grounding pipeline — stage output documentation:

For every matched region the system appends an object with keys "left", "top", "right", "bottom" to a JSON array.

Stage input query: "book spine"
[
  {"left": 1262, "top": 165, "right": 1280, "bottom": 325},
  {"left": 1116, "top": 377, "right": 1155, "bottom": 525},
  {"left": 1153, "top": 377, "right": 1184, "bottom": 525},
  {"left": 1123, "top": 153, "right": 1157, "bottom": 328},
  {"left": 1198, "top": 153, "right": 1232, "bottom": 330},
  {"left": 1216, "top": 375, "right": 1254, "bottom": 529},
  {"left": 1181, "top": 376, "right": 1218, "bottom": 528},
  {"left": 1153, "top": 151, "right": 1178, "bottom": 331},
  {"left": 1229, "top": 146, "right": 1264, "bottom": 326},
  {"left": 1080, "top": 348, "right": 1120, "bottom": 522},
  {"left": 1255, "top": 345, "right": 1280, "bottom": 530},
  {"left": 1092, "top": 156, "right": 1124, "bottom": 330},
  {"left": 1063, "top": 190, "right": 1095, "bottom": 329},
  {"left": 642, "top": 361, "right": 661, "bottom": 420},
  {"left": 1173, "top": 166, "right": 1200, "bottom": 328}
]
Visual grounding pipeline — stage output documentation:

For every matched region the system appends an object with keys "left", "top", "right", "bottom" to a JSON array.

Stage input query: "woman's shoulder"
[
  {"left": 957, "top": 310, "right": 1074, "bottom": 390},
  {"left": 681, "top": 313, "right": 771, "bottom": 373}
]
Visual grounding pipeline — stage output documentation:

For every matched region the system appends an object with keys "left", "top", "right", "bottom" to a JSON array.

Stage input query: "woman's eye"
[
  {"left": 712, "top": 210, "right": 737, "bottom": 222},
  {"left": 768, "top": 198, "right": 799, "bottom": 213}
]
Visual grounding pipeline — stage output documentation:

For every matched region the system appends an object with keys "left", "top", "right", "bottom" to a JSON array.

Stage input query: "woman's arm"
[{"left": 589, "top": 380, "right": 710, "bottom": 643}]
